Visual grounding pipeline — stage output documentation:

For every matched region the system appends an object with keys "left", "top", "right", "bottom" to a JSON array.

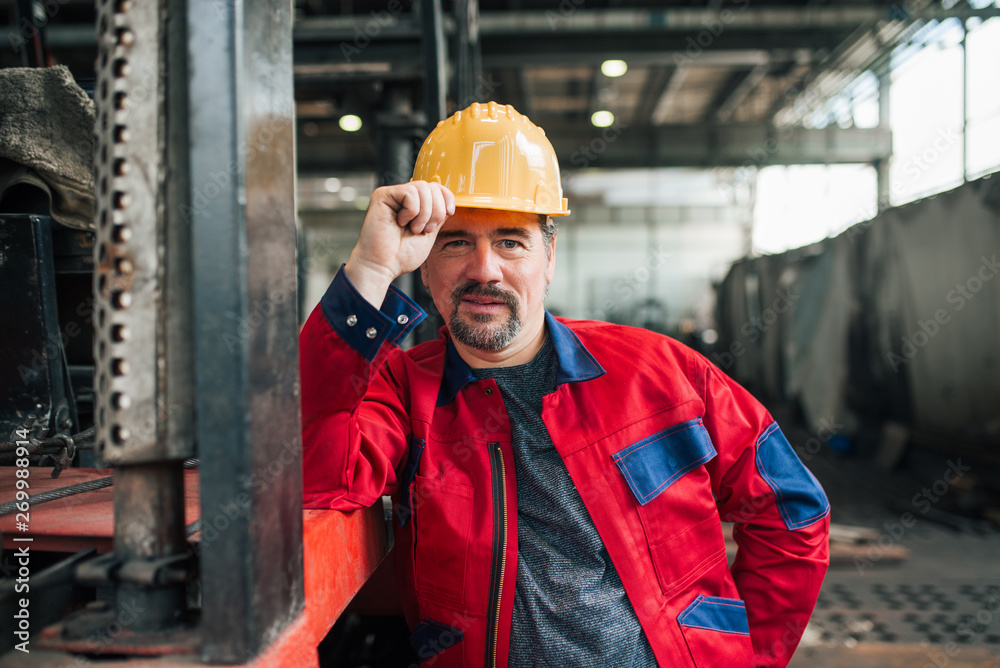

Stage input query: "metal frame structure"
[{"left": 1, "top": 0, "right": 303, "bottom": 663}]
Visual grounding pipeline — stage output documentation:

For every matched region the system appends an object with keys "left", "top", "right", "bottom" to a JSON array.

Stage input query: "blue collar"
[{"left": 436, "top": 311, "right": 606, "bottom": 406}]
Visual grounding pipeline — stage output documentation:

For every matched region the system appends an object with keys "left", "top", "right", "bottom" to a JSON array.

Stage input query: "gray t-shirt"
[{"left": 472, "top": 336, "right": 658, "bottom": 667}]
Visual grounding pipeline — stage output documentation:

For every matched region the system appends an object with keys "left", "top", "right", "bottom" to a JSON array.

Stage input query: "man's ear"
[
  {"left": 545, "top": 231, "right": 557, "bottom": 284},
  {"left": 420, "top": 261, "right": 429, "bottom": 289}
]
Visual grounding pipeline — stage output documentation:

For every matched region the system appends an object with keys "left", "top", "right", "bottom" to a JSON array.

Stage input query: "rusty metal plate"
[{"left": 93, "top": 0, "right": 194, "bottom": 465}]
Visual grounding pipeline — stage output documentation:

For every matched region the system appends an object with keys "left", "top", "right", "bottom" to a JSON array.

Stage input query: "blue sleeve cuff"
[{"left": 319, "top": 265, "right": 427, "bottom": 362}]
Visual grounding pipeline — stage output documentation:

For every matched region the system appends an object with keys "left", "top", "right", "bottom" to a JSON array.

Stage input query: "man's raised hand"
[{"left": 344, "top": 181, "right": 455, "bottom": 307}]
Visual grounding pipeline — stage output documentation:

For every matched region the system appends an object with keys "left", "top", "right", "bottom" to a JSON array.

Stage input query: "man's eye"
[
  {"left": 444, "top": 239, "right": 468, "bottom": 248},
  {"left": 500, "top": 240, "right": 521, "bottom": 249}
]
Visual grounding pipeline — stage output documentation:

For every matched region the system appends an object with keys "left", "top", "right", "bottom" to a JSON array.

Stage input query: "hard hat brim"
[{"left": 452, "top": 194, "right": 571, "bottom": 217}]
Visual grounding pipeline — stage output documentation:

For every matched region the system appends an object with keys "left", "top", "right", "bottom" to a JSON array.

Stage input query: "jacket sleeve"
[
  {"left": 299, "top": 266, "right": 426, "bottom": 510},
  {"left": 697, "top": 359, "right": 830, "bottom": 668}
]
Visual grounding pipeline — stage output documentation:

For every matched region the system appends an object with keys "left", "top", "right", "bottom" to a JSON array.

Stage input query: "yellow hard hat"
[{"left": 412, "top": 101, "right": 570, "bottom": 217}]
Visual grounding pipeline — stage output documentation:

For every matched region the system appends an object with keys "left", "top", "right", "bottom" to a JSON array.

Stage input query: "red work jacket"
[{"left": 300, "top": 269, "right": 830, "bottom": 667}]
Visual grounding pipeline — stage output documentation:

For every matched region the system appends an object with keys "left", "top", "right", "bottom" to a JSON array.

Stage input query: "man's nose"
[{"left": 464, "top": 243, "right": 503, "bottom": 284}]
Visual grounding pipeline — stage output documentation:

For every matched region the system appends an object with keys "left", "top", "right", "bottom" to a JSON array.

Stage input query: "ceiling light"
[
  {"left": 601, "top": 60, "right": 628, "bottom": 78},
  {"left": 339, "top": 114, "right": 362, "bottom": 132},
  {"left": 323, "top": 177, "right": 341, "bottom": 193},
  {"left": 591, "top": 110, "right": 615, "bottom": 128},
  {"left": 340, "top": 186, "right": 357, "bottom": 202}
]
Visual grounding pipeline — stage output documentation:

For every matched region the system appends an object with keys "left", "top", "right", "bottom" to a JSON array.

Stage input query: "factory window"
[
  {"left": 752, "top": 165, "right": 878, "bottom": 255},
  {"left": 965, "top": 17, "right": 1000, "bottom": 179},
  {"left": 890, "top": 16, "right": 1000, "bottom": 205}
]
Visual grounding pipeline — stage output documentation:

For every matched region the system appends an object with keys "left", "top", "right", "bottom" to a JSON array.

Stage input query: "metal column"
[
  {"left": 960, "top": 21, "right": 968, "bottom": 182},
  {"left": 413, "top": 0, "right": 448, "bottom": 343},
  {"left": 90, "top": 0, "right": 193, "bottom": 639},
  {"left": 187, "top": 0, "right": 303, "bottom": 662},
  {"left": 376, "top": 87, "right": 423, "bottom": 187},
  {"left": 421, "top": 0, "right": 447, "bottom": 124},
  {"left": 876, "top": 70, "right": 892, "bottom": 210},
  {"left": 454, "top": 0, "right": 482, "bottom": 108}
]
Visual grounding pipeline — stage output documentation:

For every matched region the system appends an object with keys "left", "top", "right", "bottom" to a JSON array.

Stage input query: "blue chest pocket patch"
[{"left": 612, "top": 418, "right": 717, "bottom": 506}]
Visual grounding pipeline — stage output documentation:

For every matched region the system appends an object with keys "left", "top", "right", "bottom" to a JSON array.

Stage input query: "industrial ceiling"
[{"left": 4, "top": 0, "right": 997, "bottom": 177}]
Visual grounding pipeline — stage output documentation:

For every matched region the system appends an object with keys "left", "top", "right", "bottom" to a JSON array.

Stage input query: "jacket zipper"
[{"left": 485, "top": 442, "right": 508, "bottom": 668}]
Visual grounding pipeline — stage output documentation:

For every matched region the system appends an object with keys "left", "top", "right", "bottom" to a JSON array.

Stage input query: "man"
[{"left": 300, "top": 101, "right": 830, "bottom": 667}]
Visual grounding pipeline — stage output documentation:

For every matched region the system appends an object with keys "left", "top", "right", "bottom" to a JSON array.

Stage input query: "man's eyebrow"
[
  {"left": 435, "top": 229, "right": 470, "bottom": 240},
  {"left": 492, "top": 227, "right": 532, "bottom": 239},
  {"left": 435, "top": 227, "right": 532, "bottom": 240}
]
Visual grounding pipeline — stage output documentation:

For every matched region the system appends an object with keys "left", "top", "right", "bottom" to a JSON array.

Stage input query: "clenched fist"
[{"left": 344, "top": 181, "right": 455, "bottom": 307}]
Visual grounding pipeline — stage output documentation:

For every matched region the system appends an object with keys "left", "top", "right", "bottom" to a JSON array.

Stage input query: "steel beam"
[
  {"left": 187, "top": 0, "right": 302, "bottom": 662},
  {"left": 714, "top": 62, "right": 770, "bottom": 122},
  {"left": 421, "top": 0, "right": 447, "bottom": 124},
  {"left": 93, "top": 0, "right": 194, "bottom": 468},
  {"left": 455, "top": 0, "right": 475, "bottom": 107},
  {"left": 651, "top": 65, "right": 689, "bottom": 125},
  {"left": 287, "top": 6, "right": 1000, "bottom": 38},
  {"left": 91, "top": 0, "right": 192, "bottom": 644},
  {"left": 632, "top": 66, "right": 675, "bottom": 126},
  {"left": 876, "top": 70, "right": 892, "bottom": 210},
  {"left": 547, "top": 123, "right": 892, "bottom": 169},
  {"left": 298, "top": 123, "right": 892, "bottom": 174},
  {"left": 481, "top": 6, "right": 1000, "bottom": 33}
]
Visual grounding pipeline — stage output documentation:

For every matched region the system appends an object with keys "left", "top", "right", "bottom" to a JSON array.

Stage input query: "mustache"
[{"left": 450, "top": 281, "right": 518, "bottom": 309}]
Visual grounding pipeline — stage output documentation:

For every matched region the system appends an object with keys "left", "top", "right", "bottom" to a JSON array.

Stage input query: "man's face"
[{"left": 421, "top": 207, "right": 556, "bottom": 353}]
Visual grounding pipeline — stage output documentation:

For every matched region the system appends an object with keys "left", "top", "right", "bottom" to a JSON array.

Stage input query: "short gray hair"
[{"left": 538, "top": 214, "right": 557, "bottom": 258}]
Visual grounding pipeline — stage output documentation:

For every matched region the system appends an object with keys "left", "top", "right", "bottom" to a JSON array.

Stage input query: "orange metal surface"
[
  {"left": 247, "top": 505, "right": 391, "bottom": 668},
  {"left": 0, "top": 468, "right": 391, "bottom": 667},
  {"left": 0, "top": 467, "right": 201, "bottom": 554}
]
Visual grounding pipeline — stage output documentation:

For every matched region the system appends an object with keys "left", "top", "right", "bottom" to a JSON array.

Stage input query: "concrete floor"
[{"left": 777, "top": 407, "right": 1000, "bottom": 667}]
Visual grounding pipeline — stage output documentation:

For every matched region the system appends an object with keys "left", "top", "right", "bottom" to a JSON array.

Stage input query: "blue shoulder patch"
[
  {"left": 678, "top": 595, "right": 750, "bottom": 635},
  {"left": 612, "top": 418, "right": 717, "bottom": 505},
  {"left": 755, "top": 422, "right": 830, "bottom": 530}
]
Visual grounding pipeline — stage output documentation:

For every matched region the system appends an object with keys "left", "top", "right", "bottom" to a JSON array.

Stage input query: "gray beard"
[
  {"left": 447, "top": 281, "right": 522, "bottom": 351},
  {"left": 449, "top": 306, "right": 522, "bottom": 351}
]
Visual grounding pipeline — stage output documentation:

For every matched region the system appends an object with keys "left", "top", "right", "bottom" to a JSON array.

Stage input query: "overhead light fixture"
[
  {"left": 323, "top": 177, "right": 341, "bottom": 193},
  {"left": 601, "top": 60, "right": 628, "bottom": 78},
  {"left": 591, "top": 110, "right": 615, "bottom": 128},
  {"left": 340, "top": 186, "right": 357, "bottom": 202},
  {"left": 339, "top": 114, "right": 362, "bottom": 132}
]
